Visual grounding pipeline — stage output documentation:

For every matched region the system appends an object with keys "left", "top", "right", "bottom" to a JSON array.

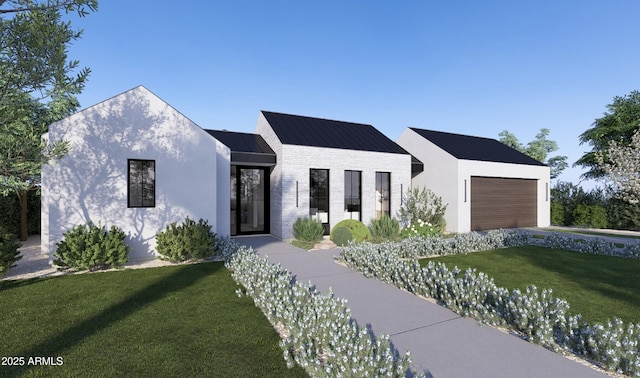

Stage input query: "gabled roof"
[
  {"left": 261, "top": 111, "right": 409, "bottom": 154},
  {"left": 205, "top": 129, "right": 276, "bottom": 166},
  {"left": 409, "top": 128, "right": 547, "bottom": 166}
]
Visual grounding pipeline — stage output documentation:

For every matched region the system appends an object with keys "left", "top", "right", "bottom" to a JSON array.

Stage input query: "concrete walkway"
[{"left": 236, "top": 236, "right": 608, "bottom": 378}]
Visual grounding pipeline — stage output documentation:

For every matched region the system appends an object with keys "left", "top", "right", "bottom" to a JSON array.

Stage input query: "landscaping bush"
[
  {"left": 398, "top": 187, "right": 447, "bottom": 233},
  {"left": 54, "top": 223, "right": 130, "bottom": 271},
  {"left": 330, "top": 219, "right": 371, "bottom": 243},
  {"left": 607, "top": 197, "right": 640, "bottom": 230},
  {"left": 534, "top": 232, "right": 640, "bottom": 259},
  {"left": 400, "top": 219, "right": 438, "bottom": 239},
  {"left": 0, "top": 226, "right": 21, "bottom": 276},
  {"left": 0, "top": 191, "right": 40, "bottom": 237},
  {"left": 337, "top": 236, "right": 640, "bottom": 376},
  {"left": 550, "top": 202, "right": 564, "bottom": 225},
  {"left": 292, "top": 216, "right": 324, "bottom": 243},
  {"left": 226, "top": 246, "right": 417, "bottom": 377},
  {"left": 572, "top": 204, "right": 608, "bottom": 228},
  {"left": 331, "top": 226, "right": 353, "bottom": 246},
  {"left": 156, "top": 217, "right": 216, "bottom": 262},
  {"left": 369, "top": 214, "right": 400, "bottom": 242}
]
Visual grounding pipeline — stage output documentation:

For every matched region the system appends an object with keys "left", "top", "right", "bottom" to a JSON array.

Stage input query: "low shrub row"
[
  {"left": 535, "top": 232, "right": 640, "bottom": 259},
  {"left": 223, "top": 240, "right": 420, "bottom": 377},
  {"left": 337, "top": 232, "right": 640, "bottom": 376},
  {"left": 53, "top": 217, "right": 218, "bottom": 271}
]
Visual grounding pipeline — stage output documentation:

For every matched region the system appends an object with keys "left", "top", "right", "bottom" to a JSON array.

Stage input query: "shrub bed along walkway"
[{"left": 237, "top": 235, "right": 607, "bottom": 378}]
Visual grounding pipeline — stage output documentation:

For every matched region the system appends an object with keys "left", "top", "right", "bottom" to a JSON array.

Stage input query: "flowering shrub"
[
  {"left": 387, "top": 229, "right": 531, "bottom": 259},
  {"left": 214, "top": 236, "right": 242, "bottom": 262},
  {"left": 398, "top": 187, "right": 447, "bottom": 232},
  {"left": 624, "top": 241, "right": 640, "bottom": 258},
  {"left": 224, "top": 242, "right": 420, "bottom": 377},
  {"left": 338, "top": 232, "right": 640, "bottom": 376},
  {"left": 535, "top": 232, "right": 640, "bottom": 259},
  {"left": 400, "top": 219, "right": 438, "bottom": 239}
]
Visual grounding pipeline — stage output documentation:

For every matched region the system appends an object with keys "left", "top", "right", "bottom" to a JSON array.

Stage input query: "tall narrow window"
[
  {"left": 344, "top": 170, "right": 361, "bottom": 221},
  {"left": 375, "top": 172, "right": 390, "bottom": 219},
  {"left": 128, "top": 159, "right": 155, "bottom": 208},
  {"left": 310, "top": 169, "right": 329, "bottom": 234}
]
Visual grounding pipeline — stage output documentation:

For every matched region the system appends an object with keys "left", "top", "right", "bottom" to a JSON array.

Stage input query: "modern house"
[
  {"left": 397, "top": 127, "right": 551, "bottom": 233},
  {"left": 42, "top": 86, "right": 231, "bottom": 260},
  {"left": 42, "top": 85, "right": 550, "bottom": 261},
  {"left": 41, "top": 86, "right": 419, "bottom": 260},
  {"left": 254, "top": 111, "right": 419, "bottom": 239}
]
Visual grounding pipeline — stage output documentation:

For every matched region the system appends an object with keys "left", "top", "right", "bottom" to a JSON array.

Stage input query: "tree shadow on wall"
[{"left": 47, "top": 87, "right": 217, "bottom": 259}]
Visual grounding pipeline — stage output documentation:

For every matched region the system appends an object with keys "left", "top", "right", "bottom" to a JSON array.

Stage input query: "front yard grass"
[
  {"left": 424, "top": 245, "right": 640, "bottom": 325},
  {"left": 0, "top": 262, "right": 306, "bottom": 378}
]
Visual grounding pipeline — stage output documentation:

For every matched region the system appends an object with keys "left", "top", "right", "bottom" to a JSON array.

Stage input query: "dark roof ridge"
[
  {"left": 204, "top": 128, "right": 256, "bottom": 136},
  {"left": 261, "top": 110, "right": 372, "bottom": 127},
  {"left": 260, "top": 110, "right": 410, "bottom": 155},
  {"left": 408, "top": 127, "right": 547, "bottom": 167},
  {"left": 409, "top": 127, "right": 498, "bottom": 142}
]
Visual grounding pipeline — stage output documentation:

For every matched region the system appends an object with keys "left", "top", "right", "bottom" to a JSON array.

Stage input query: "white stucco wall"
[
  {"left": 42, "top": 86, "right": 229, "bottom": 261},
  {"left": 215, "top": 139, "right": 231, "bottom": 238},
  {"left": 398, "top": 128, "right": 550, "bottom": 233},
  {"left": 397, "top": 128, "right": 459, "bottom": 230},
  {"left": 258, "top": 115, "right": 412, "bottom": 239}
]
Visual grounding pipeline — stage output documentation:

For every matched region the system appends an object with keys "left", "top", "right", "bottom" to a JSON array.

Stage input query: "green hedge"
[
  {"left": 550, "top": 202, "right": 564, "bottom": 226},
  {"left": 572, "top": 204, "right": 608, "bottom": 228},
  {"left": 0, "top": 191, "right": 40, "bottom": 236},
  {"left": 0, "top": 226, "right": 21, "bottom": 276}
]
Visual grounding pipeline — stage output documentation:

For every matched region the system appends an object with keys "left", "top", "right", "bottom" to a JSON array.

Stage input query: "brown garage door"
[{"left": 471, "top": 177, "right": 537, "bottom": 230}]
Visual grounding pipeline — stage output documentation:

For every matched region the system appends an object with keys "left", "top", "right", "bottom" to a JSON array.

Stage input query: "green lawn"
[
  {"left": 424, "top": 246, "right": 640, "bottom": 325},
  {"left": 0, "top": 262, "right": 307, "bottom": 378}
]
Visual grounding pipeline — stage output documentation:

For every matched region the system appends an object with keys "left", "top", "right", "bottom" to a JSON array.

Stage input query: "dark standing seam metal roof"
[
  {"left": 261, "top": 111, "right": 410, "bottom": 154},
  {"left": 409, "top": 127, "right": 547, "bottom": 166},
  {"left": 205, "top": 129, "right": 276, "bottom": 166}
]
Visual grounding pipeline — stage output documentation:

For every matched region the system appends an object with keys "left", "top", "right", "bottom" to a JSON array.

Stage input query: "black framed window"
[
  {"left": 375, "top": 171, "right": 390, "bottom": 219},
  {"left": 310, "top": 169, "right": 329, "bottom": 234},
  {"left": 128, "top": 159, "right": 155, "bottom": 208},
  {"left": 344, "top": 170, "right": 361, "bottom": 221}
]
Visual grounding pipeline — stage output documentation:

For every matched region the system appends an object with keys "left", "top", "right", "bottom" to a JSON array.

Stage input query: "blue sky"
[{"left": 67, "top": 1, "right": 640, "bottom": 188}]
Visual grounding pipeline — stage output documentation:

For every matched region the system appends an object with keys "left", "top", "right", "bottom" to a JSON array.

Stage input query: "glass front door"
[{"left": 231, "top": 166, "right": 269, "bottom": 235}]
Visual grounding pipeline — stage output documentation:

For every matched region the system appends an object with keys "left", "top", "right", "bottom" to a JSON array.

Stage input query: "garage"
[{"left": 471, "top": 176, "right": 537, "bottom": 230}]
